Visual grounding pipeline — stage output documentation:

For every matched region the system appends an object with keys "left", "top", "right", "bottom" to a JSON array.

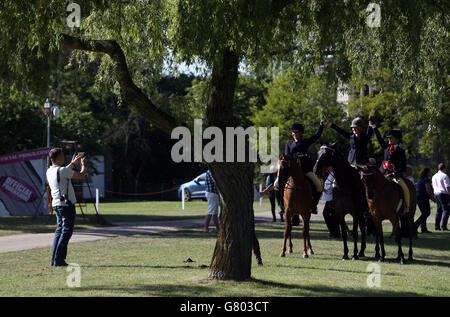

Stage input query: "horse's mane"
[{"left": 326, "top": 145, "right": 364, "bottom": 191}]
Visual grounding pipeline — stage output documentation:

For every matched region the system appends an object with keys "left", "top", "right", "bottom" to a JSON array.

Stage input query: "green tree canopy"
[{"left": 1, "top": 0, "right": 448, "bottom": 281}]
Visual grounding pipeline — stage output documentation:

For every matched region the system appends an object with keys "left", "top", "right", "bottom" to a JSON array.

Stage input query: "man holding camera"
[{"left": 47, "top": 148, "right": 87, "bottom": 266}]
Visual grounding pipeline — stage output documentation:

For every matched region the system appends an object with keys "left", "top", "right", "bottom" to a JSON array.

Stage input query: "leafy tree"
[
  {"left": 0, "top": 86, "right": 45, "bottom": 154},
  {"left": 250, "top": 67, "right": 345, "bottom": 152}
]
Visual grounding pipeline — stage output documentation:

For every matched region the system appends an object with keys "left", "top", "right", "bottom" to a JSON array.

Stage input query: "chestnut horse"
[
  {"left": 277, "top": 154, "right": 313, "bottom": 258},
  {"left": 314, "top": 144, "right": 367, "bottom": 260},
  {"left": 359, "top": 164, "right": 416, "bottom": 264}
]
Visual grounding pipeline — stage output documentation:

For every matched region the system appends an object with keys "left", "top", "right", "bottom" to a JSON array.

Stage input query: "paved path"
[
  {"left": 0, "top": 201, "right": 437, "bottom": 254},
  {"left": 0, "top": 210, "right": 291, "bottom": 254}
]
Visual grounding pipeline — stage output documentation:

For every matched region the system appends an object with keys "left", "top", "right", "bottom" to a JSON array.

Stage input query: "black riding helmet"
[
  {"left": 386, "top": 129, "right": 402, "bottom": 141},
  {"left": 291, "top": 122, "right": 304, "bottom": 133}
]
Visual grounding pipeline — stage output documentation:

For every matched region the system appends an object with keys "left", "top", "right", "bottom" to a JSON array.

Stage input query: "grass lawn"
[
  {"left": 0, "top": 220, "right": 448, "bottom": 297},
  {"left": 0, "top": 200, "right": 273, "bottom": 236}
]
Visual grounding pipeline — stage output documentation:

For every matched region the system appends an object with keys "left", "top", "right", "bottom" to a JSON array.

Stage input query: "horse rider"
[
  {"left": 369, "top": 120, "right": 410, "bottom": 212},
  {"left": 327, "top": 117, "right": 373, "bottom": 167},
  {"left": 282, "top": 121, "right": 325, "bottom": 214}
]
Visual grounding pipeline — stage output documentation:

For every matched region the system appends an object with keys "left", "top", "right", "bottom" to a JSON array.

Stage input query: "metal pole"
[
  {"left": 259, "top": 183, "right": 263, "bottom": 207},
  {"left": 181, "top": 185, "right": 185, "bottom": 210},
  {"left": 96, "top": 188, "right": 99, "bottom": 213},
  {"left": 47, "top": 116, "right": 51, "bottom": 165}
]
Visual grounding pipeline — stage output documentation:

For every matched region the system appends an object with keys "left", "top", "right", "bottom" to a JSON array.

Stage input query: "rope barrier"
[
  {"left": 72, "top": 183, "right": 181, "bottom": 196},
  {"left": 103, "top": 186, "right": 180, "bottom": 196}
]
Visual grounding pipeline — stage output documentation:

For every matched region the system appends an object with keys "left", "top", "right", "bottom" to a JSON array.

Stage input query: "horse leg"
[
  {"left": 288, "top": 222, "right": 293, "bottom": 254},
  {"left": 374, "top": 230, "right": 380, "bottom": 261},
  {"left": 340, "top": 217, "right": 349, "bottom": 260},
  {"left": 280, "top": 216, "right": 290, "bottom": 257},
  {"left": 358, "top": 214, "right": 366, "bottom": 258},
  {"left": 374, "top": 218, "right": 385, "bottom": 261},
  {"left": 252, "top": 230, "right": 263, "bottom": 266},
  {"left": 408, "top": 218, "right": 414, "bottom": 262},
  {"left": 393, "top": 217, "right": 405, "bottom": 264},
  {"left": 352, "top": 216, "right": 359, "bottom": 260},
  {"left": 306, "top": 219, "right": 314, "bottom": 255},
  {"left": 302, "top": 219, "right": 308, "bottom": 258}
]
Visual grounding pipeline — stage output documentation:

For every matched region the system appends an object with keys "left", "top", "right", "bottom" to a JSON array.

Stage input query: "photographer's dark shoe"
[{"left": 54, "top": 261, "right": 69, "bottom": 267}]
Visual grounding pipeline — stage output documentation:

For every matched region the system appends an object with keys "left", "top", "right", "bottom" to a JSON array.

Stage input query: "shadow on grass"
[
  {"left": 74, "top": 279, "right": 421, "bottom": 297},
  {"left": 272, "top": 263, "right": 402, "bottom": 276},
  {"left": 75, "top": 283, "right": 214, "bottom": 296},
  {"left": 82, "top": 264, "right": 209, "bottom": 269},
  {"left": 0, "top": 215, "right": 111, "bottom": 235},
  {"left": 249, "top": 278, "right": 421, "bottom": 296}
]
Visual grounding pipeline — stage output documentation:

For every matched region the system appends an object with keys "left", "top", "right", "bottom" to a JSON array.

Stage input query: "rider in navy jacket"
[
  {"left": 372, "top": 127, "right": 407, "bottom": 178},
  {"left": 284, "top": 123, "right": 325, "bottom": 173},
  {"left": 284, "top": 121, "right": 325, "bottom": 214},
  {"left": 370, "top": 122, "right": 410, "bottom": 211},
  {"left": 328, "top": 117, "right": 373, "bottom": 166}
]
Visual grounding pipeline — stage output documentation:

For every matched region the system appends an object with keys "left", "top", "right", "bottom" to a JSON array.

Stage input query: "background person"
[
  {"left": 47, "top": 148, "right": 86, "bottom": 267},
  {"left": 432, "top": 163, "right": 450, "bottom": 231},
  {"left": 205, "top": 169, "right": 220, "bottom": 233},
  {"left": 414, "top": 167, "right": 434, "bottom": 234},
  {"left": 406, "top": 164, "right": 415, "bottom": 184},
  {"left": 260, "top": 165, "right": 284, "bottom": 222},
  {"left": 321, "top": 166, "right": 340, "bottom": 238}
]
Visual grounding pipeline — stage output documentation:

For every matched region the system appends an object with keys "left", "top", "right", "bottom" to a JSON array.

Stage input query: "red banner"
[{"left": 0, "top": 147, "right": 51, "bottom": 165}]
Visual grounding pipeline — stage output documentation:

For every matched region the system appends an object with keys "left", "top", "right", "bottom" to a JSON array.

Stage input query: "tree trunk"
[
  {"left": 206, "top": 48, "right": 255, "bottom": 281},
  {"left": 208, "top": 162, "right": 255, "bottom": 280}
]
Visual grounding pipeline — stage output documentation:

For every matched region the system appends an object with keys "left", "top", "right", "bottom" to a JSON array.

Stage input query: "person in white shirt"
[
  {"left": 431, "top": 163, "right": 450, "bottom": 231},
  {"left": 406, "top": 165, "right": 415, "bottom": 185},
  {"left": 47, "top": 148, "right": 87, "bottom": 266},
  {"left": 321, "top": 167, "right": 340, "bottom": 237}
]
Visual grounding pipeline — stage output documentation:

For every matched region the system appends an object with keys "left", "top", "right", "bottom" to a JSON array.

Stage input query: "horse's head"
[
  {"left": 277, "top": 153, "right": 294, "bottom": 185},
  {"left": 313, "top": 143, "right": 336, "bottom": 176},
  {"left": 357, "top": 164, "right": 378, "bottom": 199}
]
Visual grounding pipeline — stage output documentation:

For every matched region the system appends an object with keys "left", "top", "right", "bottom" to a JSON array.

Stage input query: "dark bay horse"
[
  {"left": 314, "top": 144, "right": 367, "bottom": 260},
  {"left": 277, "top": 154, "right": 313, "bottom": 258},
  {"left": 359, "top": 164, "right": 416, "bottom": 264}
]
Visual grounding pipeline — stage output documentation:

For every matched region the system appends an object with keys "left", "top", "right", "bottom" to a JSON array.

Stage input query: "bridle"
[{"left": 278, "top": 156, "right": 305, "bottom": 192}]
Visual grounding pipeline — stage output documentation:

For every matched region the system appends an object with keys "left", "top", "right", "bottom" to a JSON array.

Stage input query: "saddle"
[{"left": 386, "top": 176, "right": 406, "bottom": 215}]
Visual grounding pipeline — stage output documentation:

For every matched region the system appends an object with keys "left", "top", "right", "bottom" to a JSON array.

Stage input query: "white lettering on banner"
[{"left": 2, "top": 177, "right": 32, "bottom": 201}]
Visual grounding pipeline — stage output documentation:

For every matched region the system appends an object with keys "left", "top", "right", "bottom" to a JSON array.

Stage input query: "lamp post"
[{"left": 43, "top": 98, "right": 60, "bottom": 166}]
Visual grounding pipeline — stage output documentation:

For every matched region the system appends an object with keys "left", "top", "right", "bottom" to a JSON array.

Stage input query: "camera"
[
  {"left": 60, "top": 194, "right": 73, "bottom": 206},
  {"left": 71, "top": 152, "right": 86, "bottom": 162}
]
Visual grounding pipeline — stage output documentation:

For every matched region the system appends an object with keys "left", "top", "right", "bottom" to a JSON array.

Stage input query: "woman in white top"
[{"left": 321, "top": 167, "right": 340, "bottom": 237}]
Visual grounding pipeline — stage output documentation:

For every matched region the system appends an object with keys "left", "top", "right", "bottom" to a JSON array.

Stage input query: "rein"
[{"left": 284, "top": 182, "right": 304, "bottom": 191}]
